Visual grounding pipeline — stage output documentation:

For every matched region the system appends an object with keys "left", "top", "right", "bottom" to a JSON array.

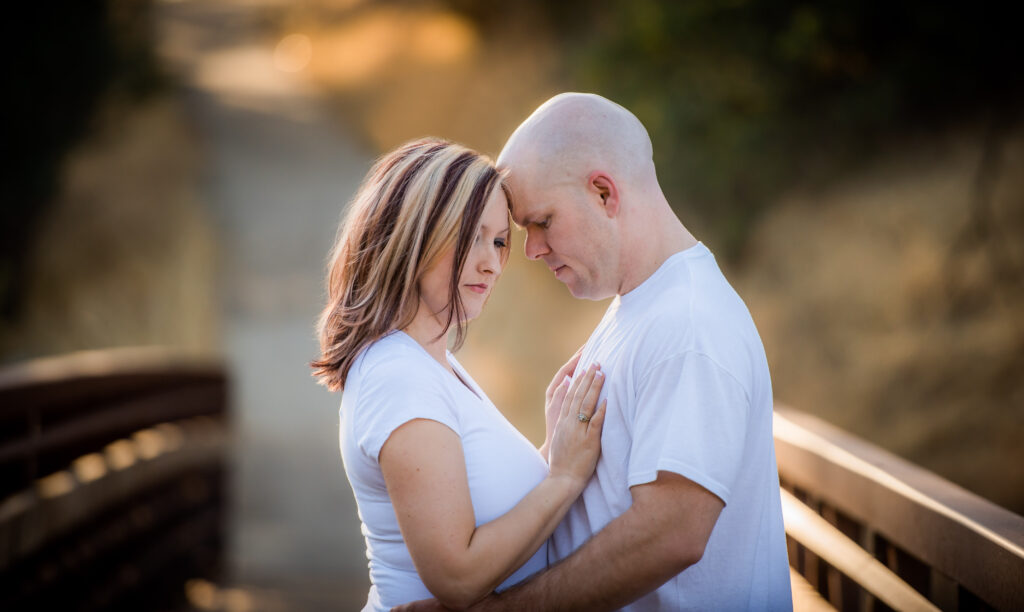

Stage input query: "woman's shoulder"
[
  {"left": 344, "top": 332, "right": 461, "bottom": 454},
  {"left": 351, "top": 332, "right": 443, "bottom": 388}
]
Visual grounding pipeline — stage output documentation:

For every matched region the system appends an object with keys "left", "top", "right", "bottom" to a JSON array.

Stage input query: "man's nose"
[{"left": 524, "top": 229, "right": 548, "bottom": 261}]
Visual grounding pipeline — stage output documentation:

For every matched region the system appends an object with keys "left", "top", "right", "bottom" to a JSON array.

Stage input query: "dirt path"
[{"left": 155, "top": 1, "right": 372, "bottom": 607}]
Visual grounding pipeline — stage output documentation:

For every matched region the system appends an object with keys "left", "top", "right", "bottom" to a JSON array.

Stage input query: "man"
[{"left": 406, "top": 92, "right": 792, "bottom": 611}]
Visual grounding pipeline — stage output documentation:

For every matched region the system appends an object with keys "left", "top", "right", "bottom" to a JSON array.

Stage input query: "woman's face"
[{"left": 419, "top": 187, "right": 511, "bottom": 326}]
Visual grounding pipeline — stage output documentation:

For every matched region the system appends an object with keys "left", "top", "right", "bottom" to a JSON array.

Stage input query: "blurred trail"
[{"left": 155, "top": 1, "right": 371, "bottom": 608}]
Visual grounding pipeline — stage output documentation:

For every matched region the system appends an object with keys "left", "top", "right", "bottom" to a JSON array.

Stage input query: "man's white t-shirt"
[
  {"left": 551, "top": 243, "right": 792, "bottom": 611},
  {"left": 340, "top": 331, "right": 549, "bottom": 612}
]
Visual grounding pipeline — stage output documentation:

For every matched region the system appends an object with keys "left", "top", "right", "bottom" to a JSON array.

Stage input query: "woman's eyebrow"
[{"left": 480, "top": 221, "right": 512, "bottom": 235}]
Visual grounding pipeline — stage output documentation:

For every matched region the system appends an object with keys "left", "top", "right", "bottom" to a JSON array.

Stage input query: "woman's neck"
[{"left": 402, "top": 301, "right": 451, "bottom": 369}]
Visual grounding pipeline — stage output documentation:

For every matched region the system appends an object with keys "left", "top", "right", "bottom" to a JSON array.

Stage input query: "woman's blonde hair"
[{"left": 312, "top": 138, "right": 508, "bottom": 391}]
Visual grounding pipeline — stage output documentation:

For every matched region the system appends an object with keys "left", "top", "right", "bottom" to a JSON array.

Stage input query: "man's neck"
[{"left": 617, "top": 217, "right": 697, "bottom": 296}]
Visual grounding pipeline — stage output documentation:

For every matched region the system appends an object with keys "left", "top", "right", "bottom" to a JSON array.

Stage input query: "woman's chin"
[{"left": 460, "top": 291, "right": 491, "bottom": 321}]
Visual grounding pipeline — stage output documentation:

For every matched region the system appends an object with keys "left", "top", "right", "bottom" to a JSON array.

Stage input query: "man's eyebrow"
[{"left": 513, "top": 210, "right": 545, "bottom": 228}]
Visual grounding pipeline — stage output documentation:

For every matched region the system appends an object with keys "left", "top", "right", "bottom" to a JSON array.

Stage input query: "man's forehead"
[
  {"left": 502, "top": 174, "right": 533, "bottom": 220},
  {"left": 509, "top": 194, "right": 545, "bottom": 226},
  {"left": 511, "top": 179, "right": 574, "bottom": 225}
]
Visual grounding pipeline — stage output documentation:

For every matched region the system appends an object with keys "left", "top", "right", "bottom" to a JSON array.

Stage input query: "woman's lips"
[{"left": 465, "top": 283, "right": 488, "bottom": 294}]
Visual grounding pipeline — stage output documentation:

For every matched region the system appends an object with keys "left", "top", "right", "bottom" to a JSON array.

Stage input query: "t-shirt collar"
[{"left": 618, "top": 242, "right": 708, "bottom": 309}]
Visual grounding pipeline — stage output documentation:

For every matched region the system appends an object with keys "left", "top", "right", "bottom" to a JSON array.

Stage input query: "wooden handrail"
[
  {"left": 781, "top": 489, "right": 938, "bottom": 611},
  {"left": 0, "top": 346, "right": 223, "bottom": 390},
  {"left": 0, "top": 347, "right": 229, "bottom": 610},
  {"left": 0, "top": 347, "right": 227, "bottom": 496},
  {"left": 0, "top": 416, "right": 224, "bottom": 569},
  {"left": 774, "top": 407, "right": 1024, "bottom": 610}
]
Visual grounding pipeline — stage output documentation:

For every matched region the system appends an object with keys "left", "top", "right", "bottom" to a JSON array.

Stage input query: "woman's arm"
[{"left": 379, "top": 364, "right": 606, "bottom": 610}]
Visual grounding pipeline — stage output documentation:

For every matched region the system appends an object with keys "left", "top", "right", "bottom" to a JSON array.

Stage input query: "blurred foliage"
[
  {"left": 2, "top": 0, "right": 163, "bottom": 321},
  {"left": 449, "top": 0, "right": 1023, "bottom": 256}
]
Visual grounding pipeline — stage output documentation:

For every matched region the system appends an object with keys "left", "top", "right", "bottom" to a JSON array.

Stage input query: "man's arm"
[{"left": 474, "top": 469, "right": 724, "bottom": 611}]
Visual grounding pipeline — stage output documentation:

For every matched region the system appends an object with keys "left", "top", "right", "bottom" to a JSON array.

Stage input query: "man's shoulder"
[
  {"left": 627, "top": 292, "right": 693, "bottom": 346},
  {"left": 625, "top": 279, "right": 764, "bottom": 377},
  {"left": 616, "top": 295, "right": 695, "bottom": 374}
]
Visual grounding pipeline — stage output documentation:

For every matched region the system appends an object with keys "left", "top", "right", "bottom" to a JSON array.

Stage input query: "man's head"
[{"left": 497, "top": 93, "right": 663, "bottom": 300}]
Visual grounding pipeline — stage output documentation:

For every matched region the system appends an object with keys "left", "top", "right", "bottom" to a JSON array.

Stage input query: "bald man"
[{"left": 400, "top": 93, "right": 792, "bottom": 611}]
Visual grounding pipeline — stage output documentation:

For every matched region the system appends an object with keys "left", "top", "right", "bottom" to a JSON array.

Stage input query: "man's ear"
[{"left": 588, "top": 171, "right": 620, "bottom": 218}]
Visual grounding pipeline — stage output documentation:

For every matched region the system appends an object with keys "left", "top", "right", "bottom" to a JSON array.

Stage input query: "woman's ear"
[{"left": 588, "top": 171, "right": 620, "bottom": 218}]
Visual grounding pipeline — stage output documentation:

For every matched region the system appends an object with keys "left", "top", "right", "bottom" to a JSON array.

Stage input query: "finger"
[
  {"left": 567, "top": 363, "right": 599, "bottom": 418},
  {"left": 562, "top": 367, "right": 590, "bottom": 418},
  {"left": 561, "top": 364, "right": 592, "bottom": 418},
  {"left": 588, "top": 399, "right": 608, "bottom": 434},
  {"left": 548, "top": 355, "right": 572, "bottom": 391},
  {"left": 564, "top": 349, "right": 583, "bottom": 373},
  {"left": 550, "top": 376, "right": 570, "bottom": 413},
  {"left": 578, "top": 368, "right": 605, "bottom": 420},
  {"left": 552, "top": 347, "right": 585, "bottom": 386},
  {"left": 547, "top": 369, "right": 569, "bottom": 402},
  {"left": 550, "top": 351, "right": 583, "bottom": 398},
  {"left": 561, "top": 349, "right": 583, "bottom": 376}
]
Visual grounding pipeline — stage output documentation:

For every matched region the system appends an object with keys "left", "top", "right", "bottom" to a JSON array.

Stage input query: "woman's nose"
[{"left": 480, "top": 245, "right": 499, "bottom": 274}]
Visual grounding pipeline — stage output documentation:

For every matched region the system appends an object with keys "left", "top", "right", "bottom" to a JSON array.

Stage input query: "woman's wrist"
[{"left": 546, "top": 471, "right": 587, "bottom": 499}]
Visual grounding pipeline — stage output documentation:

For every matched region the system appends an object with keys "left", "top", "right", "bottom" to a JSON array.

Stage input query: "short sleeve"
[
  {"left": 353, "top": 359, "right": 461, "bottom": 462},
  {"left": 627, "top": 351, "right": 750, "bottom": 505}
]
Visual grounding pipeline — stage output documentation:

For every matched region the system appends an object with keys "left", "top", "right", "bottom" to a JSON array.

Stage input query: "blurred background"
[{"left": 3, "top": 0, "right": 1022, "bottom": 609}]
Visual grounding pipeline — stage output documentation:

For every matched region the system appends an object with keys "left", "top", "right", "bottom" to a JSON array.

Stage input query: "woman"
[{"left": 311, "top": 138, "right": 607, "bottom": 611}]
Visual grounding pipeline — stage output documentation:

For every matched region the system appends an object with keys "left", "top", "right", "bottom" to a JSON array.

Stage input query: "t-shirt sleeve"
[
  {"left": 354, "top": 359, "right": 461, "bottom": 462},
  {"left": 627, "top": 351, "right": 750, "bottom": 505}
]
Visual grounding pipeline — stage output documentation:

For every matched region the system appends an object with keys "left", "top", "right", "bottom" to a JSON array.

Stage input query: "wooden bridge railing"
[
  {"left": 0, "top": 348, "right": 229, "bottom": 611},
  {"left": 775, "top": 407, "right": 1024, "bottom": 611}
]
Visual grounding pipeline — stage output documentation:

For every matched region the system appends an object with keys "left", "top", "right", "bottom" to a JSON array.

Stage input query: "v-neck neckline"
[{"left": 394, "top": 330, "right": 483, "bottom": 401}]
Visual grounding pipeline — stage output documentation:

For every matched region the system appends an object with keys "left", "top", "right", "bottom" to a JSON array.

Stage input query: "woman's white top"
[{"left": 339, "top": 331, "right": 549, "bottom": 611}]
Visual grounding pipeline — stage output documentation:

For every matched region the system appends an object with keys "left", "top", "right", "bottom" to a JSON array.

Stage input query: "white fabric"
[
  {"left": 340, "top": 331, "right": 549, "bottom": 611},
  {"left": 550, "top": 243, "right": 792, "bottom": 611}
]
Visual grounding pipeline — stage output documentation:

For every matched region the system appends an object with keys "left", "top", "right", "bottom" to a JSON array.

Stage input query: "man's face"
[{"left": 508, "top": 173, "right": 616, "bottom": 300}]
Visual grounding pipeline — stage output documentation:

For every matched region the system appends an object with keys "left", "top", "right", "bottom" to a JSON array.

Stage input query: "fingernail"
[
  {"left": 563, "top": 375, "right": 572, "bottom": 386},
  {"left": 596, "top": 370, "right": 604, "bottom": 378}
]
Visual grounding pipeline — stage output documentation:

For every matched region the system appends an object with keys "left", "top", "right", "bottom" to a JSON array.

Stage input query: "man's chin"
[
  {"left": 565, "top": 282, "right": 598, "bottom": 301},
  {"left": 565, "top": 279, "right": 616, "bottom": 301}
]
